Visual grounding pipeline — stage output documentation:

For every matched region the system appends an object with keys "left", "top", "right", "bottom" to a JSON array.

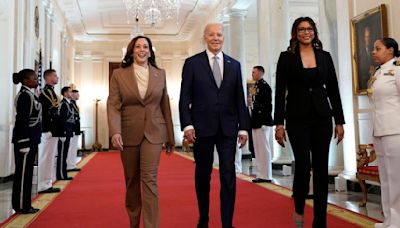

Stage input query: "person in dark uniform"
[
  {"left": 66, "top": 89, "right": 81, "bottom": 172},
  {"left": 274, "top": 17, "right": 345, "bottom": 228},
  {"left": 11, "top": 69, "right": 42, "bottom": 214},
  {"left": 249, "top": 66, "right": 274, "bottom": 183},
  {"left": 57, "top": 86, "right": 75, "bottom": 180},
  {"left": 38, "top": 69, "right": 61, "bottom": 193}
]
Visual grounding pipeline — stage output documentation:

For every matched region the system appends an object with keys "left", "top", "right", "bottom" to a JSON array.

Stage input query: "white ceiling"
[{"left": 55, "top": 0, "right": 222, "bottom": 41}]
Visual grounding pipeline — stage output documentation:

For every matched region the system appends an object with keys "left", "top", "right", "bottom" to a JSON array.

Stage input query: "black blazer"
[
  {"left": 274, "top": 49, "right": 345, "bottom": 125},
  {"left": 251, "top": 78, "right": 274, "bottom": 128},
  {"left": 40, "top": 84, "right": 62, "bottom": 136},
  {"left": 59, "top": 98, "right": 75, "bottom": 137},
  {"left": 71, "top": 100, "right": 81, "bottom": 135},
  {"left": 12, "top": 87, "right": 42, "bottom": 148},
  {"left": 179, "top": 51, "right": 250, "bottom": 137}
]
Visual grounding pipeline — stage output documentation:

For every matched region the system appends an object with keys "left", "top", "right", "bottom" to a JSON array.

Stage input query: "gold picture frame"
[{"left": 351, "top": 4, "right": 388, "bottom": 95}]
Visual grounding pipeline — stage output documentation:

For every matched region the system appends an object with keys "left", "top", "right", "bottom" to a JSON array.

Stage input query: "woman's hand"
[
  {"left": 165, "top": 142, "right": 175, "bottom": 155},
  {"left": 275, "top": 125, "right": 286, "bottom": 148},
  {"left": 111, "top": 134, "right": 124, "bottom": 151},
  {"left": 335, "top": 124, "right": 344, "bottom": 145}
]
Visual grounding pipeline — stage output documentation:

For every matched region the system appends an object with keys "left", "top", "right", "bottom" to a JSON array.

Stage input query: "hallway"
[{"left": 1, "top": 150, "right": 382, "bottom": 227}]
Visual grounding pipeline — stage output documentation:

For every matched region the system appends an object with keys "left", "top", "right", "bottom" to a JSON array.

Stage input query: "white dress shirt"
[{"left": 205, "top": 48, "right": 224, "bottom": 78}]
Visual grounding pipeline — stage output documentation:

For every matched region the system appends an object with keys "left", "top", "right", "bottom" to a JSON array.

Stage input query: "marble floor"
[{"left": 0, "top": 152, "right": 383, "bottom": 224}]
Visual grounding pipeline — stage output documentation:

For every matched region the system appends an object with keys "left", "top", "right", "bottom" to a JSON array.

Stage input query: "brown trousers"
[{"left": 120, "top": 138, "right": 162, "bottom": 228}]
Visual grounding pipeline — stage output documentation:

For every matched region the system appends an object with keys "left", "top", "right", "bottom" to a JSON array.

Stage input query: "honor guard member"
[
  {"left": 66, "top": 89, "right": 81, "bottom": 172},
  {"left": 370, "top": 38, "right": 400, "bottom": 228},
  {"left": 38, "top": 69, "right": 61, "bottom": 193},
  {"left": 11, "top": 69, "right": 42, "bottom": 214},
  {"left": 57, "top": 86, "right": 75, "bottom": 180},
  {"left": 249, "top": 66, "right": 274, "bottom": 183}
]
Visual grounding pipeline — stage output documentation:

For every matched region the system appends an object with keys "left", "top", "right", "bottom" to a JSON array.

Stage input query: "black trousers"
[
  {"left": 193, "top": 129, "right": 237, "bottom": 228},
  {"left": 57, "top": 136, "right": 70, "bottom": 180},
  {"left": 286, "top": 118, "right": 332, "bottom": 228},
  {"left": 12, "top": 143, "right": 38, "bottom": 211}
]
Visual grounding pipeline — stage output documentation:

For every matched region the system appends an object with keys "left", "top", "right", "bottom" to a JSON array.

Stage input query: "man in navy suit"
[{"left": 179, "top": 23, "right": 249, "bottom": 228}]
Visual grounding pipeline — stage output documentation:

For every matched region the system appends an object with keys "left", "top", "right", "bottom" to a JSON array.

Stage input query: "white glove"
[
  {"left": 60, "top": 137, "right": 66, "bottom": 142},
  {"left": 20, "top": 147, "right": 30, "bottom": 153}
]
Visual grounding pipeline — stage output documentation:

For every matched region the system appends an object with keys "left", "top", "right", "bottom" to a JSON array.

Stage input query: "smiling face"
[
  {"left": 204, "top": 24, "right": 224, "bottom": 55},
  {"left": 296, "top": 21, "right": 315, "bottom": 46},
  {"left": 133, "top": 38, "right": 150, "bottom": 67},
  {"left": 372, "top": 39, "right": 394, "bottom": 65}
]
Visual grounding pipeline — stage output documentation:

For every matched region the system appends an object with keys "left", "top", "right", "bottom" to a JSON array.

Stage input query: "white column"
[
  {"left": 336, "top": 0, "right": 357, "bottom": 180},
  {"left": 228, "top": 10, "right": 249, "bottom": 155},
  {"left": 228, "top": 9, "right": 247, "bottom": 77},
  {"left": 0, "top": 0, "right": 17, "bottom": 178},
  {"left": 257, "top": 0, "right": 293, "bottom": 164},
  {"left": 222, "top": 16, "right": 231, "bottom": 54}
]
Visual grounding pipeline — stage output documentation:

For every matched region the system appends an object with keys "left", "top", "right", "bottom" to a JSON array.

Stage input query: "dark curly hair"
[
  {"left": 288, "top": 17, "right": 323, "bottom": 53},
  {"left": 121, "top": 35, "right": 158, "bottom": 69}
]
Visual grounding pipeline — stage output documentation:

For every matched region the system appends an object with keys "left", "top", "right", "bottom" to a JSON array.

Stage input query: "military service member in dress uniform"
[
  {"left": 66, "top": 89, "right": 81, "bottom": 172},
  {"left": 57, "top": 86, "right": 75, "bottom": 180},
  {"left": 12, "top": 69, "right": 42, "bottom": 214},
  {"left": 38, "top": 69, "right": 61, "bottom": 193},
  {"left": 249, "top": 66, "right": 274, "bottom": 183},
  {"left": 370, "top": 38, "right": 400, "bottom": 228}
]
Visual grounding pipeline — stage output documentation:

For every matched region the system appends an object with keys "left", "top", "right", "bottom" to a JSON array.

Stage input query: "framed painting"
[{"left": 351, "top": 4, "right": 387, "bottom": 95}]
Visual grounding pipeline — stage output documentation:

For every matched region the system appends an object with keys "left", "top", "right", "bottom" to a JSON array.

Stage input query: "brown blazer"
[{"left": 107, "top": 64, "right": 174, "bottom": 147}]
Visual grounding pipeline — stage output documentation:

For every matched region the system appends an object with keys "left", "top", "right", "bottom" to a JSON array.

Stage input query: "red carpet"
[{"left": 27, "top": 151, "right": 368, "bottom": 227}]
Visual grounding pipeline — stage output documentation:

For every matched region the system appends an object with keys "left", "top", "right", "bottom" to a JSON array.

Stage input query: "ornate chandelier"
[{"left": 123, "top": 0, "right": 181, "bottom": 27}]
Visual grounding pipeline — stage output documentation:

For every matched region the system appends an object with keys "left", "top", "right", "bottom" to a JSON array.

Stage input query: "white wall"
[
  {"left": 0, "top": 0, "right": 73, "bottom": 178},
  {"left": 351, "top": 0, "right": 400, "bottom": 147},
  {"left": 0, "top": 0, "right": 17, "bottom": 177}
]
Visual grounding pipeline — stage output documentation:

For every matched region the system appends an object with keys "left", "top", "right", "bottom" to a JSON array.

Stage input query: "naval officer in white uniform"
[{"left": 370, "top": 37, "right": 400, "bottom": 228}]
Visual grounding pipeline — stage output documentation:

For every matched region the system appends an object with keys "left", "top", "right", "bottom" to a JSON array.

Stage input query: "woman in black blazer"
[
  {"left": 274, "top": 17, "right": 345, "bottom": 228},
  {"left": 12, "top": 69, "right": 42, "bottom": 214}
]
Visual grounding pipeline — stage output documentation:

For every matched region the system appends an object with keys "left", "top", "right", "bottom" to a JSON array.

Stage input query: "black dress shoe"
[
  {"left": 38, "top": 187, "right": 61, "bottom": 194},
  {"left": 197, "top": 223, "right": 208, "bottom": 228},
  {"left": 67, "top": 168, "right": 81, "bottom": 172},
  {"left": 252, "top": 178, "right": 272, "bottom": 183},
  {"left": 19, "top": 207, "right": 39, "bottom": 214}
]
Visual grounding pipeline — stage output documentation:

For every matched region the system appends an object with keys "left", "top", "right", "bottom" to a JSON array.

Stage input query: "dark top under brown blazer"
[
  {"left": 107, "top": 64, "right": 174, "bottom": 147},
  {"left": 274, "top": 48, "right": 345, "bottom": 125}
]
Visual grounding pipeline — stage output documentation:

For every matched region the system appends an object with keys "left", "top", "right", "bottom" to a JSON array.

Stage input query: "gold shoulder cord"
[
  {"left": 42, "top": 89, "right": 60, "bottom": 108},
  {"left": 73, "top": 103, "right": 79, "bottom": 113}
]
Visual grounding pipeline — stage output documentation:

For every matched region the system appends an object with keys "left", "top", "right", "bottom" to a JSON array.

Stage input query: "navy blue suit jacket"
[{"left": 179, "top": 51, "right": 250, "bottom": 137}]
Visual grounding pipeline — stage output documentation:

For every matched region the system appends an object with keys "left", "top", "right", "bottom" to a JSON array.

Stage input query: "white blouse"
[{"left": 133, "top": 63, "right": 149, "bottom": 99}]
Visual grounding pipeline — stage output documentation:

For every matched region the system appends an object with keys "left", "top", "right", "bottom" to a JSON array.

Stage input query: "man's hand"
[
  {"left": 238, "top": 134, "right": 248, "bottom": 148},
  {"left": 275, "top": 125, "right": 286, "bottom": 147},
  {"left": 111, "top": 134, "right": 124, "bottom": 151},
  {"left": 184, "top": 129, "right": 196, "bottom": 144},
  {"left": 334, "top": 124, "right": 344, "bottom": 145}
]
